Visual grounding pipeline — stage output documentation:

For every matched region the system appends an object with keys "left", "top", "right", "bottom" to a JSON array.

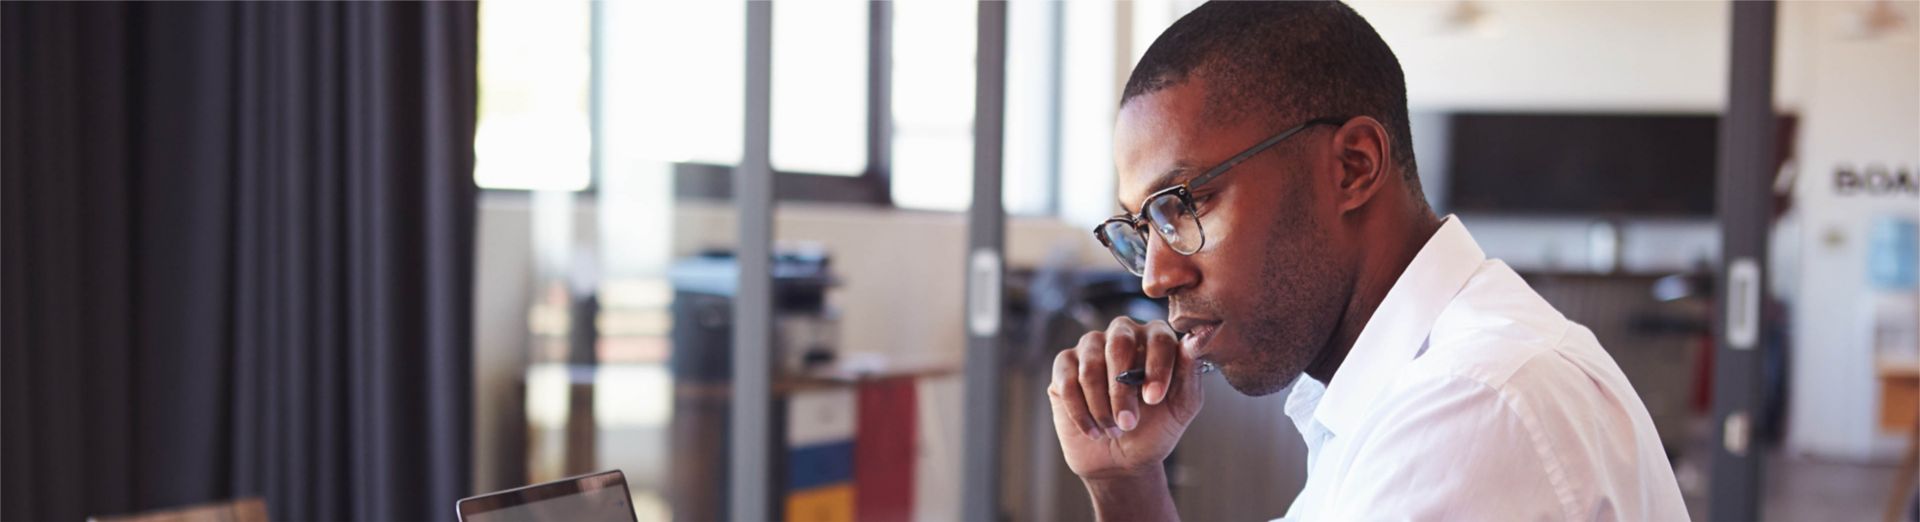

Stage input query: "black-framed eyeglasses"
[{"left": 1093, "top": 117, "right": 1347, "bottom": 276}]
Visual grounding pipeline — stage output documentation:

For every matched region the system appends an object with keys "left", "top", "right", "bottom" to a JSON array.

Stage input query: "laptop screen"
[{"left": 457, "top": 470, "right": 637, "bottom": 522}]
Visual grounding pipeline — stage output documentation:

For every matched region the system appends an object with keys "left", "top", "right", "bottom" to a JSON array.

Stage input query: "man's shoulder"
[
  {"left": 1401, "top": 259, "right": 1586, "bottom": 389},
  {"left": 1350, "top": 258, "right": 1685, "bottom": 519},
  {"left": 1393, "top": 258, "right": 1648, "bottom": 439}
]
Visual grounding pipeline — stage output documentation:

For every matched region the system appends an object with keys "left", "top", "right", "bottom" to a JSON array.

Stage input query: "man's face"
[{"left": 1112, "top": 79, "right": 1356, "bottom": 396}]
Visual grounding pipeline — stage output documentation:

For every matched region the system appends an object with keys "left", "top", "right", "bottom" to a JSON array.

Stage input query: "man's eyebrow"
[{"left": 1119, "top": 167, "right": 1194, "bottom": 215}]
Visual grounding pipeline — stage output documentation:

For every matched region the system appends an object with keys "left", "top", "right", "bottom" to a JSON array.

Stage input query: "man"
[{"left": 1047, "top": 2, "right": 1689, "bottom": 520}]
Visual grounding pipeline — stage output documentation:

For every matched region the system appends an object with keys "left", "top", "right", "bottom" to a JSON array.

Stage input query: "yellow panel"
[{"left": 785, "top": 484, "right": 855, "bottom": 522}]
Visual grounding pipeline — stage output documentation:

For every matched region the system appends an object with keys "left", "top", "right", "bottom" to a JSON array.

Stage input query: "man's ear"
[{"left": 1331, "top": 116, "right": 1392, "bottom": 214}]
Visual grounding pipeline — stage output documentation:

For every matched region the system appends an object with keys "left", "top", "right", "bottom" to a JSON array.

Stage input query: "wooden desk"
[
  {"left": 1880, "top": 358, "right": 1919, "bottom": 522},
  {"left": 1880, "top": 358, "right": 1918, "bottom": 433}
]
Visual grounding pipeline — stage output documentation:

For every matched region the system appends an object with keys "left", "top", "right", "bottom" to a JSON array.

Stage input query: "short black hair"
[{"left": 1122, "top": 1, "right": 1420, "bottom": 192}]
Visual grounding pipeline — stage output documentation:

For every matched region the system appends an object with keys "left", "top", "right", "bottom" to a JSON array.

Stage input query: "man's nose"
[{"left": 1139, "top": 232, "right": 1198, "bottom": 299}]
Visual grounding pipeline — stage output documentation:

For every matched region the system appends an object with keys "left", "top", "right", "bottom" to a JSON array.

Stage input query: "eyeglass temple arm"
[{"left": 1185, "top": 117, "right": 1348, "bottom": 189}]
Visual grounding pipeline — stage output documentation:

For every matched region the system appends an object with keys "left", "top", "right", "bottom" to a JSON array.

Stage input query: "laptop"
[{"left": 456, "top": 470, "right": 638, "bottom": 522}]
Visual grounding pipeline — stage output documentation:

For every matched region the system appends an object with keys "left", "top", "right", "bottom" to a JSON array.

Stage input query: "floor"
[{"left": 1681, "top": 452, "right": 1909, "bottom": 521}]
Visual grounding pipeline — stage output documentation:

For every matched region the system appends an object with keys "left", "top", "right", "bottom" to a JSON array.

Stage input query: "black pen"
[{"left": 1115, "top": 361, "right": 1217, "bottom": 385}]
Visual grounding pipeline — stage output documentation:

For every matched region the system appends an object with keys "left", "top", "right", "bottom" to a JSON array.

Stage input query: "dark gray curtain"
[{"left": 2, "top": 2, "right": 476, "bottom": 521}]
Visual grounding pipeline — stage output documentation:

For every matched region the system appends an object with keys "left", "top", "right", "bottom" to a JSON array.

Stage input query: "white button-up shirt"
[{"left": 1277, "top": 217, "right": 1688, "bottom": 520}]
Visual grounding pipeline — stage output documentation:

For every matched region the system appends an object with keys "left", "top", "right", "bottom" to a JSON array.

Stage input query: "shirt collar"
[
  {"left": 1308, "top": 215, "right": 1486, "bottom": 436},
  {"left": 1284, "top": 372, "right": 1327, "bottom": 439}
]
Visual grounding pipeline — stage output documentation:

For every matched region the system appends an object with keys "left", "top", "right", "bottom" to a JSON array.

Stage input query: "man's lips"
[{"left": 1172, "top": 318, "right": 1222, "bottom": 360}]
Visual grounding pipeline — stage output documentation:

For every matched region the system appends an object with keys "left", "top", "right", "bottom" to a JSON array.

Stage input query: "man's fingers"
[
  {"left": 1104, "top": 318, "right": 1142, "bottom": 431},
  {"left": 1169, "top": 335, "right": 1206, "bottom": 417},
  {"left": 1143, "top": 321, "right": 1180, "bottom": 405},
  {"left": 1074, "top": 332, "right": 1117, "bottom": 433},
  {"left": 1050, "top": 349, "right": 1102, "bottom": 440}
]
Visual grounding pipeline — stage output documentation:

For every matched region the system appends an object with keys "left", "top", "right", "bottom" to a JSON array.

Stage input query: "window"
[
  {"left": 1057, "top": 0, "right": 1120, "bottom": 225},
  {"left": 890, "top": 1, "right": 977, "bottom": 211},
  {"left": 612, "top": 1, "right": 743, "bottom": 166},
  {"left": 772, "top": 0, "right": 868, "bottom": 176},
  {"left": 474, "top": 0, "right": 591, "bottom": 191},
  {"left": 475, "top": 0, "right": 1159, "bottom": 215},
  {"left": 1002, "top": 0, "right": 1063, "bottom": 216},
  {"left": 1043, "top": 0, "right": 1200, "bottom": 224}
]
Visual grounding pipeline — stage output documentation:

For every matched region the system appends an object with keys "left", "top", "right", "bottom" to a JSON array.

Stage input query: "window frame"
[
  {"left": 670, "top": 1, "right": 894, "bottom": 206},
  {"left": 478, "top": 0, "right": 1071, "bottom": 213}
]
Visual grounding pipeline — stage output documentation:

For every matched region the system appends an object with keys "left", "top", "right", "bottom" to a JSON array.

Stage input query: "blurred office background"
[{"left": 4, "top": 1, "right": 1917, "bottom": 521}]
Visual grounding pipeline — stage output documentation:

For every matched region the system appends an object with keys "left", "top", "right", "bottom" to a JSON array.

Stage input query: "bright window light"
[
  {"left": 474, "top": 0, "right": 592, "bottom": 191},
  {"left": 772, "top": 1, "right": 868, "bottom": 176},
  {"left": 1002, "top": 0, "right": 1058, "bottom": 216},
  {"left": 1058, "top": 0, "right": 1121, "bottom": 226},
  {"left": 609, "top": 1, "right": 743, "bottom": 166},
  {"left": 891, "top": 0, "right": 978, "bottom": 211}
]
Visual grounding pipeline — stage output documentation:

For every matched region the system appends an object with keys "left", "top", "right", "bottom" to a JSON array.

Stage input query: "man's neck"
[{"left": 1302, "top": 211, "right": 1444, "bottom": 384}]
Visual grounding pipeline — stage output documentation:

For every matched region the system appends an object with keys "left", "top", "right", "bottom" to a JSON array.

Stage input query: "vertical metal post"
[
  {"left": 1043, "top": 0, "right": 1066, "bottom": 217},
  {"left": 964, "top": 2, "right": 1010, "bottom": 521},
  {"left": 866, "top": 0, "right": 893, "bottom": 194},
  {"left": 588, "top": 0, "right": 605, "bottom": 191},
  {"left": 732, "top": 1, "right": 775, "bottom": 521},
  {"left": 1708, "top": 1, "right": 1775, "bottom": 520}
]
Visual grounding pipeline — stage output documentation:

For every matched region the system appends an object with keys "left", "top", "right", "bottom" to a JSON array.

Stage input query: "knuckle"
[
  {"left": 1078, "top": 342, "right": 1105, "bottom": 364},
  {"left": 1146, "top": 321, "right": 1175, "bottom": 340},
  {"left": 1077, "top": 331, "right": 1105, "bottom": 349},
  {"left": 1078, "top": 359, "right": 1103, "bottom": 379}
]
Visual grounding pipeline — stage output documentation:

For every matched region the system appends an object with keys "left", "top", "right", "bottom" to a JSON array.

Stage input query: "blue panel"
[{"left": 787, "top": 440, "right": 855, "bottom": 491}]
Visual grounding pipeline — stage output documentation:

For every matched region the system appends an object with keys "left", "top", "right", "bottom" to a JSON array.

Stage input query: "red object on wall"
[
  {"left": 1694, "top": 329, "right": 1715, "bottom": 413},
  {"left": 855, "top": 377, "right": 917, "bottom": 522}
]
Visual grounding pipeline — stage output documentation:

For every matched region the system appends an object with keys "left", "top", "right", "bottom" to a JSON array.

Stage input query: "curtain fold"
[{"left": 2, "top": 2, "right": 477, "bottom": 521}]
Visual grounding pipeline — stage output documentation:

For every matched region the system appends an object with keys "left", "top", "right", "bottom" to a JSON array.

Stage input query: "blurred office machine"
[
  {"left": 668, "top": 249, "right": 840, "bottom": 381},
  {"left": 88, "top": 498, "right": 269, "bottom": 522},
  {"left": 665, "top": 250, "right": 943, "bottom": 522},
  {"left": 667, "top": 249, "right": 833, "bottom": 522},
  {"left": 1000, "top": 264, "right": 1306, "bottom": 522}
]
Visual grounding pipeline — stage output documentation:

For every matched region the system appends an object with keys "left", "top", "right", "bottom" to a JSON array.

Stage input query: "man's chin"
[{"left": 1220, "top": 362, "right": 1300, "bottom": 397}]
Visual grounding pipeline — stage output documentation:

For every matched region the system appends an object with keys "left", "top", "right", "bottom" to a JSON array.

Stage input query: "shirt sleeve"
[{"left": 1313, "top": 375, "right": 1574, "bottom": 521}]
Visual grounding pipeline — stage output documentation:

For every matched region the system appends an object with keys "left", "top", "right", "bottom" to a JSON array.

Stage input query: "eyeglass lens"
[{"left": 1100, "top": 192, "right": 1205, "bottom": 275}]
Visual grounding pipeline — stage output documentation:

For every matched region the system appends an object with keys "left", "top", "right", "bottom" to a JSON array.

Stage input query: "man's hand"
[{"left": 1048, "top": 317, "right": 1206, "bottom": 481}]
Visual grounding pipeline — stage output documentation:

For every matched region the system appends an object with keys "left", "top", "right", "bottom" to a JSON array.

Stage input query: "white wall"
[
  {"left": 1776, "top": 1, "right": 1919, "bottom": 462},
  {"left": 1350, "top": 0, "right": 1739, "bottom": 112}
]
